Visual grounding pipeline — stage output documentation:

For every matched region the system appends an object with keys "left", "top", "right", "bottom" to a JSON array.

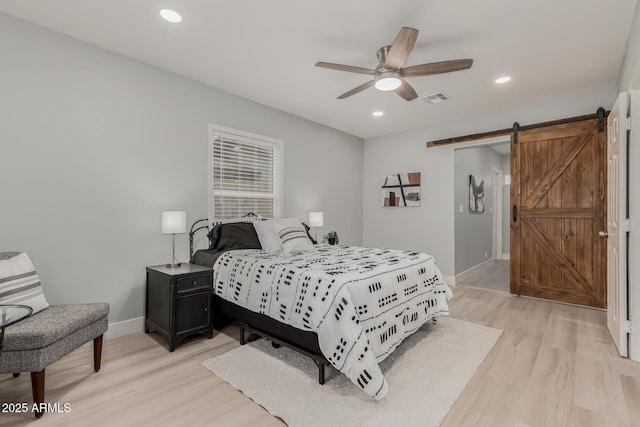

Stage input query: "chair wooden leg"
[
  {"left": 31, "top": 370, "right": 45, "bottom": 419},
  {"left": 93, "top": 334, "right": 103, "bottom": 372}
]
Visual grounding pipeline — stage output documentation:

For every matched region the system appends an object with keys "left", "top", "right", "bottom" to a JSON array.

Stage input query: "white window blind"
[{"left": 209, "top": 124, "right": 283, "bottom": 220}]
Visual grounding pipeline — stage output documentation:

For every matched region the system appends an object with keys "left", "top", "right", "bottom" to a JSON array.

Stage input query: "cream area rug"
[{"left": 202, "top": 317, "right": 501, "bottom": 427}]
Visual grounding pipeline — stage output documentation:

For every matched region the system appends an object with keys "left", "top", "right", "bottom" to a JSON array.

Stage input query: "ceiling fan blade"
[
  {"left": 316, "top": 62, "right": 376, "bottom": 76},
  {"left": 402, "top": 59, "right": 473, "bottom": 77},
  {"left": 395, "top": 80, "right": 418, "bottom": 101},
  {"left": 337, "top": 80, "right": 375, "bottom": 99},
  {"left": 385, "top": 27, "right": 419, "bottom": 70}
]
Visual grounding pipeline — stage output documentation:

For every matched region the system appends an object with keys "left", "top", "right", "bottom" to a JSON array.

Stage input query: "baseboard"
[
  {"left": 105, "top": 316, "right": 144, "bottom": 340},
  {"left": 455, "top": 259, "right": 494, "bottom": 283},
  {"left": 501, "top": 253, "right": 510, "bottom": 260},
  {"left": 442, "top": 275, "right": 456, "bottom": 287}
]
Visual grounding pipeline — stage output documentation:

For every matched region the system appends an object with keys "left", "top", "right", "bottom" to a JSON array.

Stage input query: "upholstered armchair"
[{"left": 0, "top": 251, "right": 109, "bottom": 418}]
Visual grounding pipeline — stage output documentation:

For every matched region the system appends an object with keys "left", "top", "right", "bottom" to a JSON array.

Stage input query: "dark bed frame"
[
  {"left": 190, "top": 216, "right": 330, "bottom": 384},
  {"left": 215, "top": 297, "right": 330, "bottom": 384}
]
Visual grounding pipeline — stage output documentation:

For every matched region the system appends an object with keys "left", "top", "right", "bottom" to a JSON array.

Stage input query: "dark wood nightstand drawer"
[{"left": 176, "top": 274, "right": 211, "bottom": 294}]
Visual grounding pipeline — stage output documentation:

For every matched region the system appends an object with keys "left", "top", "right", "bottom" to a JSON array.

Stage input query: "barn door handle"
[{"left": 512, "top": 205, "right": 517, "bottom": 222}]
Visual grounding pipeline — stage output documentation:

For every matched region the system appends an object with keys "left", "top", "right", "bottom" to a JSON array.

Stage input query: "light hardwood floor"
[
  {"left": 1, "top": 286, "right": 639, "bottom": 426},
  {"left": 457, "top": 260, "right": 510, "bottom": 292}
]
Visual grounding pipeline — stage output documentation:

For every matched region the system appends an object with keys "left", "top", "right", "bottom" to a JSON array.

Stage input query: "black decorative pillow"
[{"left": 207, "top": 222, "right": 262, "bottom": 251}]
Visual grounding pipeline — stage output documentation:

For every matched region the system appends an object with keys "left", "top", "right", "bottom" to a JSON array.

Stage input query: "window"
[{"left": 209, "top": 124, "right": 283, "bottom": 220}]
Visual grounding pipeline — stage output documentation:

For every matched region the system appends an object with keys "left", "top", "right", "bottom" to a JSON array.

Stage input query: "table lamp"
[
  {"left": 308, "top": 211, "right": 324, "bottom": 242},
  {"left": 162, "top": 211, "right": 186, "bottom": 268}
]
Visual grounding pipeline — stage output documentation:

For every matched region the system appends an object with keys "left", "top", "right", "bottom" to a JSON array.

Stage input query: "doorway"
[{"left": 453, "top": 140, "right": 510, "bottom": 292}]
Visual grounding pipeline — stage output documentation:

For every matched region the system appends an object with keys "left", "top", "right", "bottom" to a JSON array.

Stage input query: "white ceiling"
[{"left": 0, "top": 0, "right": 637, "bottom": 139}]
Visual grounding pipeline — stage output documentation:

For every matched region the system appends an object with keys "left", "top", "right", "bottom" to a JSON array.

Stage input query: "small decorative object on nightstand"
[
  {"left": 323, "top": 231, "right": 339, "bottom": 245},
  {"left": 145, "top": 263, "right": 213, "bottom": 351}
]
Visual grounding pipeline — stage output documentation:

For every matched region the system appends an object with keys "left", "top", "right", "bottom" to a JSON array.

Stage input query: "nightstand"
[{"left": 145, "top": 263, "right": 213, "bottom": 351}]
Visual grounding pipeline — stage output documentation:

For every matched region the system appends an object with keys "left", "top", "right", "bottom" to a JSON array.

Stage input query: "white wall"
[
  {"left": 0, "top": 13, "right": 363, "bottom": 325},
  {"left": 453, "top": 146, "right": 501, "bottom": 273},
  {"left": 618, "top": 3, "right": 640, "bottom": 91},
  {"left": 364, "top": 84, "right": 616, "bottom": 278}
]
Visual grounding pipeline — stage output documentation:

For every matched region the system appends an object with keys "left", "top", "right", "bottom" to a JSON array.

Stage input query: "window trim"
[{"left": 208, "top": 123, "right": 284, "bottom": 222}]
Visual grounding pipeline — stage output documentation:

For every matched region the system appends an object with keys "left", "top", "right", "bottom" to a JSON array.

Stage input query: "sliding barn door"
[{"left": 511, "top": 119, "right": 607, "bottom": 308}]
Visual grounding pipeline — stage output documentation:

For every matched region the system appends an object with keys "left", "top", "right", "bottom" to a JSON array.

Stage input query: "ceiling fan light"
[{"left": 375, "top": 71, "right": 402, "bottom": 91}]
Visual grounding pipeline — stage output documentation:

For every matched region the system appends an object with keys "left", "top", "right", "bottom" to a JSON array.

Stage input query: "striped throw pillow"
[
  {"left": 269, "top": 218, "right": 314, "bottom": 252},
  {"left": 0, "top": 252, "right": 49, "bottom": 314}
]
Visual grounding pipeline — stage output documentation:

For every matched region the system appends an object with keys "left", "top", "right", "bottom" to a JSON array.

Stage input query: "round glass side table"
[{"left": 0, "top": 304, "right": 33, "bottom": 354}]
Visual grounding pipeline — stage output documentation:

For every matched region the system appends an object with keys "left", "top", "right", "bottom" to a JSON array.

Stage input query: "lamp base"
[{"left": 165, "top": 262, "right": 182, "bottom": 269}]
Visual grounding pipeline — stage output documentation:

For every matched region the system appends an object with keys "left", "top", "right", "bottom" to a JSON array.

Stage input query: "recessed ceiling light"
[
  {"left": 160, "top": 9, "right": 182, "bottom": 23},
  {"left": 372, "top": 111, "right": 384, "bottom": 117},
  {"left": 495, "top": 76, "right": 511, "bottom": 84}
]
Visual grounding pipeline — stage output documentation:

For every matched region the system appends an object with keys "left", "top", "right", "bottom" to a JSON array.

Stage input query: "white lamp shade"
[
  {"left": 309, "top": 212, "right": 324, "bottom": 227},
  {"left": 162, "top": 211, "right": 187, "bottom": 234}
]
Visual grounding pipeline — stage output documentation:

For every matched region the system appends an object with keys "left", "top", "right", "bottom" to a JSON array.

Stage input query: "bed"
[{"left": 191, "top": 217, "right": 452, "bottom": 400}]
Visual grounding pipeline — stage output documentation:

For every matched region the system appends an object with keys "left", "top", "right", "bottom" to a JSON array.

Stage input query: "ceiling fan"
[{"left": 316, "top": 27, "right": 473, "bottom": 101}]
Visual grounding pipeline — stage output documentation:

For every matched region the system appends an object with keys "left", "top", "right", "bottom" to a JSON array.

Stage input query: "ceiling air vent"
[{"left": 421, "top": 92, "right": 451, "bottom": 104}]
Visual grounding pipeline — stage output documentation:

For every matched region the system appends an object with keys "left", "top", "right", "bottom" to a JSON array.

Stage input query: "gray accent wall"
[
  {"left": 453, "top": 146, "right": 501, "bottom": 274},
  {"left": 0, "top": 13, "right": 363, "bottom": 324}
]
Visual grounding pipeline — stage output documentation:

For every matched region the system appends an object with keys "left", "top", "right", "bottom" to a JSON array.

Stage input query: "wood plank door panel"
[{"left": 511, "top": 119, "right": 607, "bottom": 308}]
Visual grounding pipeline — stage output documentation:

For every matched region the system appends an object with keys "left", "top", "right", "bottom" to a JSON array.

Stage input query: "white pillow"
[
  {"left": 268, "top": 218, "right": 314, "bottom": 252},
  {"left": 0, "top": 252, "right": 49, "bottom": 314},
  {"left": 253, "top": 221, "right": 282, "bottom": 250}
]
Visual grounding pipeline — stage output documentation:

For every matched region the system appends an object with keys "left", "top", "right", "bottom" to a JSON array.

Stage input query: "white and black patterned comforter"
[{"left": 213, "top": 245, "right": 453, "bottom": 399}]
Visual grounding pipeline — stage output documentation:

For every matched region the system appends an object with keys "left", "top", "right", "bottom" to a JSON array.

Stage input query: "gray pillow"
[
  {"left": 0, "top": 252, "right": 49, "bottom": 314},
  {"left": 268, "top": 218, "right": 314, "bottom": 252}
]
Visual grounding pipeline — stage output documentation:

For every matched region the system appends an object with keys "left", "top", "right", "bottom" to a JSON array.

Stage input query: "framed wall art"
[
  {"left": 382, "top": 172, "right": 421, "bottom": 207},
  {"left": 469, "top": 174, "right": 485, "bottom": 213}
]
